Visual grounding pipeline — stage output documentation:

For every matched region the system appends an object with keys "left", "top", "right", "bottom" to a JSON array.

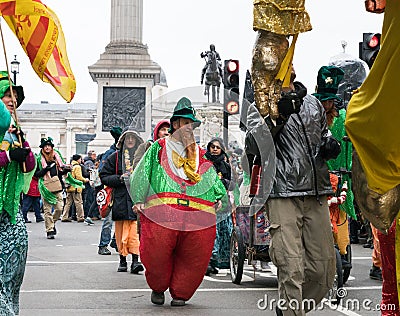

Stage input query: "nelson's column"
[{"left": 89, "top": 0, "right": 162, "bottom": 150}]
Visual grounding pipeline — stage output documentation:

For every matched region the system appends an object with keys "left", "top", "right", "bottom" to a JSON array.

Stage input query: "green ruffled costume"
[
  {"left": 0, "top": 99, "right": 33, "bottom": 315},
  {"left": 326, "top": 109, "right": 356, "bottom": 219}
]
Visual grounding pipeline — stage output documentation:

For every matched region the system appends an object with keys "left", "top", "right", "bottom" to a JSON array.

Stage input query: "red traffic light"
[
  {"left": 368, "top": 34, "right": 380, "bottom": 48},
  {"left": 227, "top": 60, "right": 239, "bottom": 73}
]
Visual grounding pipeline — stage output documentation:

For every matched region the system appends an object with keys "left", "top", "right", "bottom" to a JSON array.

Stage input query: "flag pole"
[
  {"left": 0, "top": 20, "right": 20, "bottom": 127},
  {"left": 0, "top": 19, "right": 26, "bottom": 171}
]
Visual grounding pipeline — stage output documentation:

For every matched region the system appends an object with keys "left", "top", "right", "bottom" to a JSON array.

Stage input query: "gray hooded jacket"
[{"left": 269, "top": 94, "right": 332, "bottom": 198}]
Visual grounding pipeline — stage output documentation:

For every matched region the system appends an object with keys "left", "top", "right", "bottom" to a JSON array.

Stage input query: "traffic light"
[
  {"left": 223, "top": 59, "right": 239, "bottom": 115},
  {"left": 359, "top": 33, "right": 381, "bottom": 68}
]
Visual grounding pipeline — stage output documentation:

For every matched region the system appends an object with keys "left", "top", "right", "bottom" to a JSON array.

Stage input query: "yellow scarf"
[{"left": 172, "top": 150, "right": 201, "bottom": 183}]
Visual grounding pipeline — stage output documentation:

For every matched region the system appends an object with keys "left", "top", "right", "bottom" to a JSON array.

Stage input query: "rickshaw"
[{"left": 229, "top": 204, "right": 271, "bottom": 285}]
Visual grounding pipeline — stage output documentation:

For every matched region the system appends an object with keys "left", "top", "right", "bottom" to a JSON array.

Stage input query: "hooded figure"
[
  {"left": 100, "top": 128, "right": 144, "bottom": 274},
  {"left": 133, "top": 120, "right": 170, "bottom": 168}
]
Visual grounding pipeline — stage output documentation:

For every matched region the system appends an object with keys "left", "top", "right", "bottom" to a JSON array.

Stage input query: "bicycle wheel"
[{"left": 230, "top": 226, "right": 245, "bottom": 284}]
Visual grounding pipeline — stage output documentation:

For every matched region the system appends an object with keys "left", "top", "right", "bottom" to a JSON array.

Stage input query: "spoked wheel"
[
  {"left": 343, "top": 244, "right": 352, "bottom": 284},
  {"left": 329, "top": 248, "right": 344, "bottom": 304},
  {"left": 230, "top": 226, "right": 245, "bottom": 284}
]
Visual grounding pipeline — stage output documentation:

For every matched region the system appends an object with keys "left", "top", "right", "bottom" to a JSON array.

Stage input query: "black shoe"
[
  {"left": 275, "top": 306, "right": 283, "bottom": 316},
  {"left": 46, "top": 231, "right": 55, "bottom": 239},
  {"left": 350, "top": 237, "right": 359, "bottom": 244},
  {"left": 171, "top": 299, "right": 186, "bottom": 306},
  {"left": 341, "top": 256, "right": 352, "bottom": 270},
  {"left": 117, "top": 262, "right": 128, "bottom": 272},
  {"left": 36, "top": 217, "right": 44, "bottom": 223},
  {"left": 151, "top": 291, "right": 165, "bottom": 305},
  {"left": 24, "top": 219, "right": 32, "bottom": 223},
  {"left": 110, "top": 239, "right": 118, "bottom": 252},
  {"left": 98, "top": 246, "right": 111, "bottom": 255},
  {"left": 363, "top": 242, "right": 372, "bottom": 248},
  {"left": 205, "top": 265, "right": 212, "bottom": 276},
  {"left": 130, "top": 262, "right": 144, "bottom": 274},
  {"left": 369, "top": 265, "right": 383, "bottom": 281},
  {"left": 118, "top": 256, "right": 128, "bottom": 272}
]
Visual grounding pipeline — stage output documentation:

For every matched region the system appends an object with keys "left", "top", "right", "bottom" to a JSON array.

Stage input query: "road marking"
[
  {"left": 21, "top": 286, "right": 382, "bottom": 294},
  {"left": 323, "top": 299, "right": 362, "bottom": 316},
  {"left": 351, "top": 257, "right": 372, "bottom": 260}
]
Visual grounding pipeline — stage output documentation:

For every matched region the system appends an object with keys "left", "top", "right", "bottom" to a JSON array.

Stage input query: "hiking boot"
[
  {"left": 46, "top": 231, "right": 55, "bottom": 239},
  {"left": 24, "top": 218, "right": 32, "bottom": 223},
  {"left": 61, "top": 218, "right": 72, "bottom": 222},
  {"left": 151, "top": 291, "right": 165, "bottom": 305},
  {"left": 98, "top": 246, "right": 111, "bottom": 255},
  {"left": 77, "top": 218, "right": 85, "bottom": 223},
  {"left": 171, "top": 299, "right": 186, "bottom": 306},
  {"left": 117, "top": 255, "right": 128, "bottom": 272},
  {"left": 131, "top": 262, "right": 144, "bottom": 274},
  {"left": 369, "top": 265, "right": 383, "bottom": 281},
  {"left": 131, "top": 254, "right": 144, "bottom": 274},
  {"left": 84, "top": 217, "right": 95, "bottom": 225}
]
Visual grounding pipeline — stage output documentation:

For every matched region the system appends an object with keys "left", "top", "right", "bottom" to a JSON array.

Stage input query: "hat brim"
[
  {"left": 313, "top": 92, "right": 341, "bottom": 102},
  {"left": 169, "top": 114, "right": 201, "bottom": 133}
]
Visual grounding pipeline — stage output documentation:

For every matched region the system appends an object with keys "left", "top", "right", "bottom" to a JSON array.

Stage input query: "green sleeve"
[{"left": 130, "top": 142, "right": 159, "bottom": 204}]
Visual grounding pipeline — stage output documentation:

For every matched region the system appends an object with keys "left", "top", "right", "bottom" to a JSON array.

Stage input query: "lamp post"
[{"left": 10, "top": 55, "right": 20, "bottom": 84}]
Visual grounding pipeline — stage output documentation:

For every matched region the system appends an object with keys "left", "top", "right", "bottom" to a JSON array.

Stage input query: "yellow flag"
[{"left": 0, "top": 0, "right": 76, "bottom": 102}]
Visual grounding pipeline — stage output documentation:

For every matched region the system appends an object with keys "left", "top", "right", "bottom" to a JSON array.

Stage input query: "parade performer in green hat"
[
  {"left": 313, "top": 65, "right": 354, "bottom": 270},
  {"left": 0, "top": 72, "right": 36, "bottom": 315},
  {"left": 131, "top": 97, "right": 227, "bottom": 307},
  {"left": 34, "top": 137, "right": 73, "bottom": 239}
]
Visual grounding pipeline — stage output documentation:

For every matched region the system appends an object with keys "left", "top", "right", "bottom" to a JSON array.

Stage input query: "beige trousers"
[
  {"left": 43, "top": 191, "right": 63, "bottom": 232},
  {"left": 267, "top": 196, "right": 336, "bottom": 316},
  {"left": 62, "top": 192, "right": 84, "bottom": 221}
]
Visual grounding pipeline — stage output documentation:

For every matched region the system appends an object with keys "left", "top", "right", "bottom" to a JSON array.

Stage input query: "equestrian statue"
[{"left": 201, "top": 44, "right": 223, "bottom": 103}]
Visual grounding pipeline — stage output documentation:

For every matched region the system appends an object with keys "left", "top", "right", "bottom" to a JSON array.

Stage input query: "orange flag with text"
[{"left": 0, "top": 0, "right": 76, "bottom": 102}]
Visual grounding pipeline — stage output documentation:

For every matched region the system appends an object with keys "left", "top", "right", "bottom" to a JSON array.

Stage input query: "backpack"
[
  {"left": 80, "top": 164, "right": 90, "bottom": 178},
  {"left": 96, "top": 151, "right": 118, "bottom": 217}
]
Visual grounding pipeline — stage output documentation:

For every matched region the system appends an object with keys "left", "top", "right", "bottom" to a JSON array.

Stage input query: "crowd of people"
[{"left": 2, "top": 2, "right": 399, "bottom": 311}]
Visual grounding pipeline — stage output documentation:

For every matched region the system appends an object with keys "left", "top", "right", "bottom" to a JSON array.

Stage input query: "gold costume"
[
  {"left": 251, "top": 0, "right": 311, "bottom": 118},
  {"left": 253, "top": 0, "right": 311, "bottom": 35}
]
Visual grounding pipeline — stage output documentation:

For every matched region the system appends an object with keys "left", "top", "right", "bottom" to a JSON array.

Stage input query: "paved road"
[{"left": 20, "top": 216, "right": 383, "bottom": 316}]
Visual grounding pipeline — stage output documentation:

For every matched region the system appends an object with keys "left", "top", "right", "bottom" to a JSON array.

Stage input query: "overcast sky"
[{"left": 0, "top": 0, "right": 384, "bottom": 104}]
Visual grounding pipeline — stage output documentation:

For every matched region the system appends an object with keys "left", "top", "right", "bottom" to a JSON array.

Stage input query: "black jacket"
[{"left": 100, "top": 151, "right": 136, "bottom": 221}]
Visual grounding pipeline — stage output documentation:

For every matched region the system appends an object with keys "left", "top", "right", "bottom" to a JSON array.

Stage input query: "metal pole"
[
  {"left": 13, "top": 71, "right": 16, "bottom": 84},
  {"left": 223, "top": 109, "right": 228, "bottom": 147}
]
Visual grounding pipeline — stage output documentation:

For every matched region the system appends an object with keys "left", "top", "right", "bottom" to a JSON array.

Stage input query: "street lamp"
[{"left": 10, "top": 55, "right": 20, "bottom": 84}]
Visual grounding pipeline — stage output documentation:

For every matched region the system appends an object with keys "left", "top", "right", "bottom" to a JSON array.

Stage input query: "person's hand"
[
  {"left": 9, "top": 147, "right": 30, "bottom": 163},
  {"left": 133, "top": 203, "right": 144, "bottom": 213},
  {"left": 277, "top": 92, "right": 302, "bottom": 119},
  {"left": 10, "top": 125, "right": 25, "bottom": 143},
  {"left": 215, "top": 200, "right": 222, "bottom": 211}
]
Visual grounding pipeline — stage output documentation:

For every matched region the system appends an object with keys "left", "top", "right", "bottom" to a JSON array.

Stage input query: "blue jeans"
[
  {"left": 21, "top": 194, "right": 42, "bottom": 220},
  {"left": 98, "top": 211, "right": 113, "bottom": 247}
]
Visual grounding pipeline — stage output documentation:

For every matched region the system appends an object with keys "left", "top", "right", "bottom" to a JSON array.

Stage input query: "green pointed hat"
[
  {"left": 169, "top": 97, "right": 201, "bottom": 132},
  {"left": 0, "top": 71, "right": 25, "bottom": 107},
  {"left": 313, "top": 66, "right": 344, "bottom": 102}
]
